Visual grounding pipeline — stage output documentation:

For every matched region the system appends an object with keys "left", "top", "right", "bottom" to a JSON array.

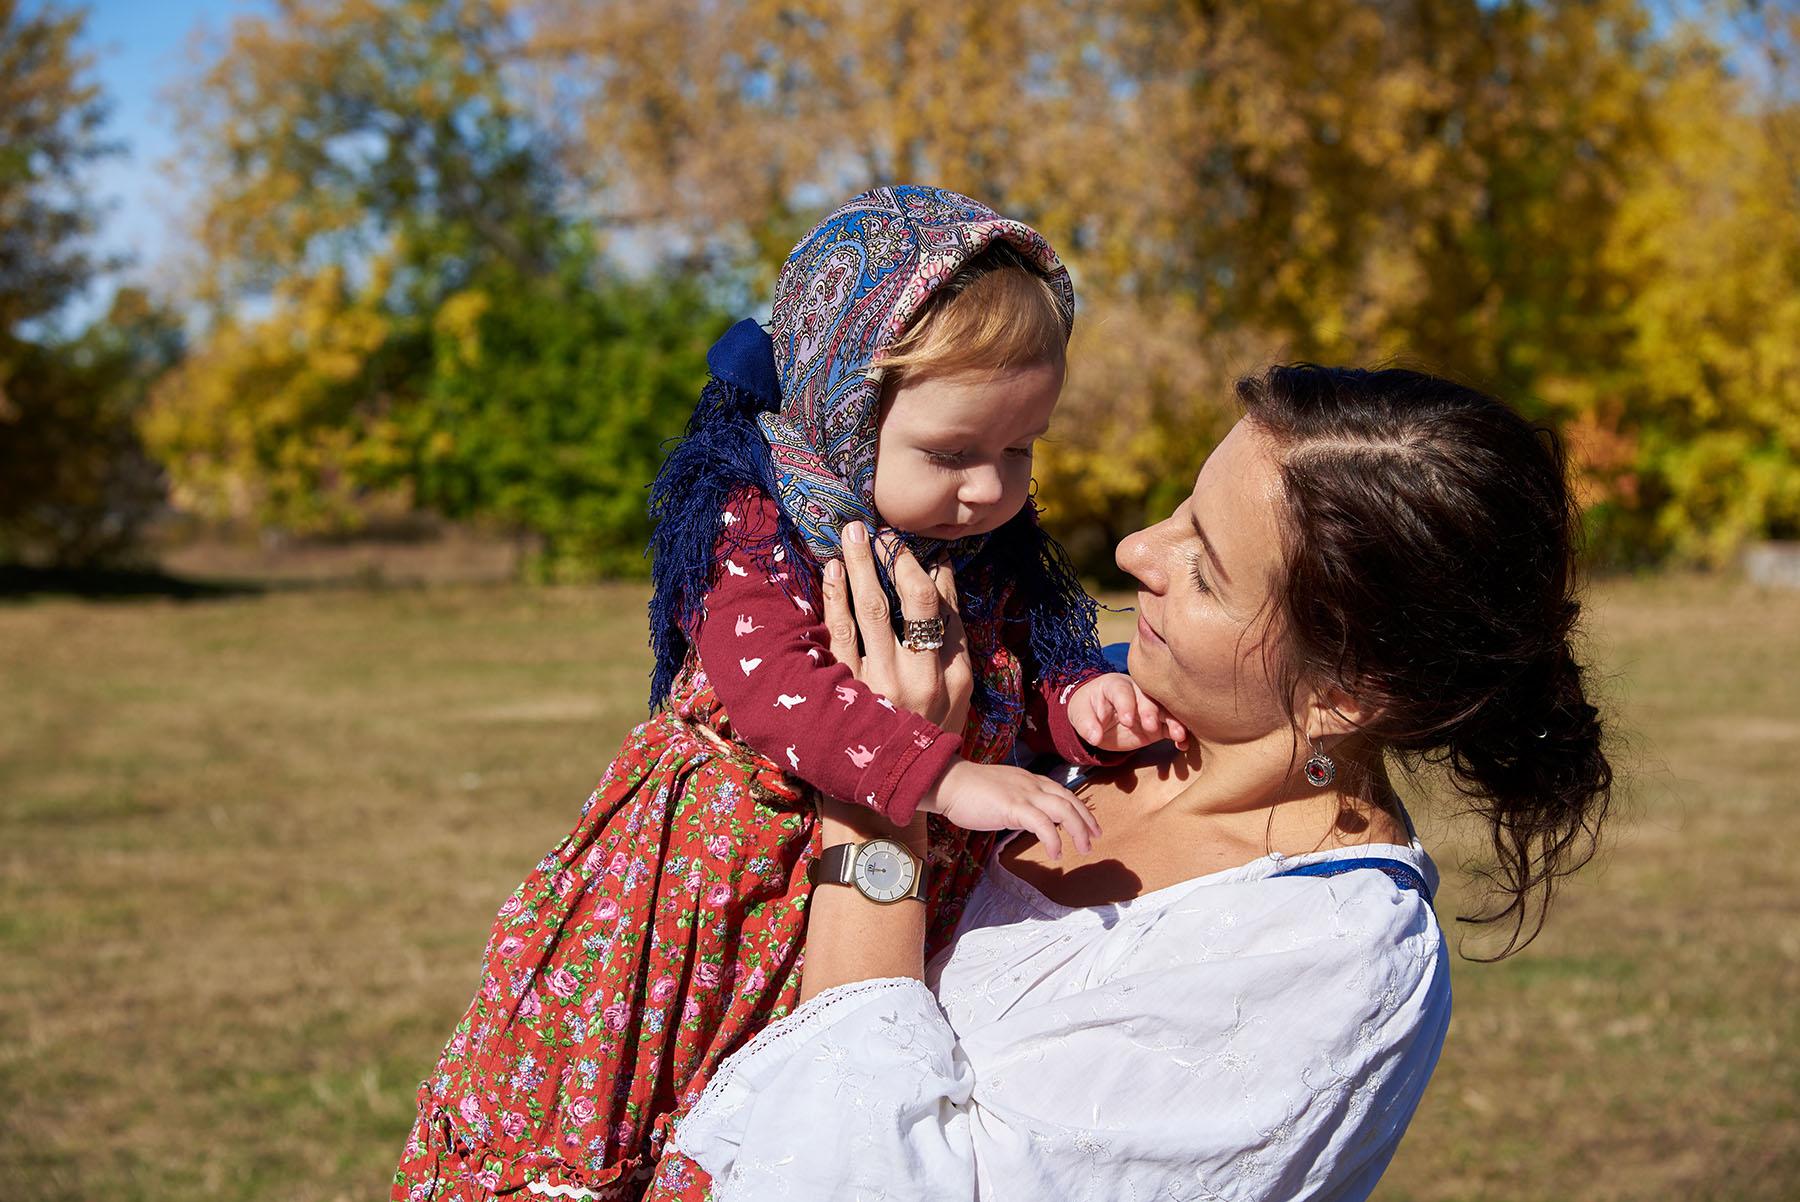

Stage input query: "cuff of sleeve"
[
  {"left": 1043, "top": 676, "right": 1130, "bottom": 768},
  {"left": 862, "top": 723, "right": 960, "bottom": 826}
]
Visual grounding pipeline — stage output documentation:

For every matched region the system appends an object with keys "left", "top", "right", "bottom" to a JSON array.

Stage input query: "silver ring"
[{"left": 900, "top": 617, "right": 946, "bottom": 652}]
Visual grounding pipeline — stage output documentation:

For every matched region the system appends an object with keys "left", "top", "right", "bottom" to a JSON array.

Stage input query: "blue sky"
[{"left": 71, "top": 0, "right": 265, "bottom": 321}]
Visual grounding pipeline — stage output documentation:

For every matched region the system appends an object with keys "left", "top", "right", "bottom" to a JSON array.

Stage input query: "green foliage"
[
  {"left": 1595, "top": 40, "right": 1800, "bottom": 562},
  {"left": 0, "top": 0, "right": 112, "bottom": 331},
  {"left": 136, "top": 0, "right": 1800, "bottom": 575},
  {"left": 406, "top": 263, "right": 729, "bottom": 578},
  {"left": 527, "top": 0, "right": 1800, "bottom": 571},
  {"left": 148, "top": 0, "right": 734, "bottom": 577},
  {"left": 0, "top": 2, "right": 181, "bottom": 568},
  {"left": 0, "top": 290, "right": 184, "bottom": 566},
  {"left": 146, "top": 246, "right": 729, "bottom": 577}
]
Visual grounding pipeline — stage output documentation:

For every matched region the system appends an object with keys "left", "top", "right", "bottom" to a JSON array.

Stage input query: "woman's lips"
[{"left": 1137, "top": 611, "right": 1165, "bottom": 648}]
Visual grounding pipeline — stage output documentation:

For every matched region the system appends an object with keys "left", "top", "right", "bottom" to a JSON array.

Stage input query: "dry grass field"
[{"left": 2, "top": 571, "right": 1795, "bottom": 1200}]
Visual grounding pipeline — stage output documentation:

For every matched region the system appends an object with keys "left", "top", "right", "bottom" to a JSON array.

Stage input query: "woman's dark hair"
[{"left": 1238, "top": 364, "right": 1613, "bottom": 959}]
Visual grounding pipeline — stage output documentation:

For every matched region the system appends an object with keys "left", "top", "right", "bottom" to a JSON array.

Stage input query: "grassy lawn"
[{"left": 2, "top": 572, "right": 1795, "bottom": 1200}]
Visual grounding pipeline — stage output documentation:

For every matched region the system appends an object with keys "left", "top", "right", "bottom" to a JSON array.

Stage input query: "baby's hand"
[
  {"left": 1068, "top": 672, "right": 1187, "bottom": 752},
  {"left": 919, "top": 761, "right": 1100, "bottom": 860}
]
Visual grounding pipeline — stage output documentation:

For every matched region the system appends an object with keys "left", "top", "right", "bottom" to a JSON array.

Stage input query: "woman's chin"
[
  {"left": 1121, "top": 637, "right": 1160, "bottom": 695},
  {"left": 1123, "top": 639, "right": 1185, "bottom": 723}
]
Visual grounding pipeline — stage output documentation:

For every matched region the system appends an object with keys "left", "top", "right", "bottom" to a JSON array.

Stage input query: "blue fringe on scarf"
[
  {"left": 645, "top": 322, "right": 1112, "bottom": 716},
  {"left": 645, "top": 358, "right": 805, "bottom": 710}
]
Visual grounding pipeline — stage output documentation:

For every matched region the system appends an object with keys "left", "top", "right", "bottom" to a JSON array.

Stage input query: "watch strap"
[{"left": 809, "top": 841, "right": 858, "bottom": 889}]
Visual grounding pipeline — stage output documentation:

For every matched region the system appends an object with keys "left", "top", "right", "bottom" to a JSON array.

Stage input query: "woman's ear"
[{"left": 1302, "top": 679, "right": 1383, "bottom": 742}]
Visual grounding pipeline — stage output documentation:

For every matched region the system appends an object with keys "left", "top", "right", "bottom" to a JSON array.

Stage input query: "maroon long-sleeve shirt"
[{"left": 693, "top": 490, "right": 1109, "bottom": 824}]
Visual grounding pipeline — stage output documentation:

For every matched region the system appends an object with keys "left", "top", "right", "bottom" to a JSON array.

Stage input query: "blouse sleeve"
[
  {"left": 692, "top": 489, "right": 960, "bottom": 823},
  {"left": 674, "top": 874, "right": 1451, "bottom": 1202}
]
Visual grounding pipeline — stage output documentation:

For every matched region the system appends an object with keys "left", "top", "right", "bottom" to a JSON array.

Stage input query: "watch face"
[{"left": 853, "top": 839, "right": 918, "bottom": 903}]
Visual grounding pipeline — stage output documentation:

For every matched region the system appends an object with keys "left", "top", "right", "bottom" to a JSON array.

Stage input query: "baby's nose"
[{"left": 958, "top": 465, "right": 1005, "bottom": 506}]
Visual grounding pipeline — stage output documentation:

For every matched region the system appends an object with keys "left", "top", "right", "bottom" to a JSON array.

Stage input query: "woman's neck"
[
  {"left": 1113, "top": 735, "right": 1407, "bottom": 850},
  {"left": 1003, "top": 737, "right": 1410, "bottom": 906}
]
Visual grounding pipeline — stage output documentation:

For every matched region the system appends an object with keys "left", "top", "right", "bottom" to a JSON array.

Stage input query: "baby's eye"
[
  {"left": 926, "top": 450, "right": 966, "bottom": 467},
  {"left": 1005, "top": 444, "right": 1035, "bottom": 459}
]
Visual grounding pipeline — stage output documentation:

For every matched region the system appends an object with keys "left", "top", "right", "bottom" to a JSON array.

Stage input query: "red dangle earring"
[{"left": 1303, "top": 738, "right": 1336, "bottom": 788}]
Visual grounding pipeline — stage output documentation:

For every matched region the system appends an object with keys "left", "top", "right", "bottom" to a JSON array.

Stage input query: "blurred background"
[{"left": 1, "top": 0, "right": 1796, "bottom": 1199}]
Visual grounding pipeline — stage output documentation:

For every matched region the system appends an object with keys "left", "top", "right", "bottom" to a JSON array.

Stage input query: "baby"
[{"left": 394, "top": 186, "right": 1179, "bottom": 1202}]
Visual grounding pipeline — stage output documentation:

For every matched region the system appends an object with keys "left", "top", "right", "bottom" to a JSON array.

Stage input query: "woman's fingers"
[
  {"left": 840, "top": 522, "right": 891, "bottom": 639},
  {"left": 931, "top": 561, "right": 969, "bottom": 667},
  {"left": 880, "top": 533, "right": 941, "bottom": 625},
  {"left": 931, "top": 560, "right": 960, "bottom": 614},
  {"left": 820, "top": 558, "right": 861, "bottom": 676}
]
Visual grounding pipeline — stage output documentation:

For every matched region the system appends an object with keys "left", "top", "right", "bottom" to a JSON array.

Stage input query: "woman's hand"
[
  {"left": 799, "top": 521, "right": 954, "bottom": 1002},
  {"left": 821, "top": 521, "right": 973, "bottom": 734},
  {"left": 820, "top": 521, "right": 1098, "bottom": 860}
]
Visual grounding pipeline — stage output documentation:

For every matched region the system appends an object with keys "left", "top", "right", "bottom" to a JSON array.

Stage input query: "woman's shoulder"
[
  {"left": 962, "top": 837, "right": 1448, "bottom": 1017},
  {"left": 1083, "top": 851, "right": 1451, "bottom": 1099},
  {"left": 1112, "top": 844, "right": 1449, "bottom": 999}
]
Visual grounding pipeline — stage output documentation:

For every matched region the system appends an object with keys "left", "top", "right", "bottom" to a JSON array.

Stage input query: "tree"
[
  {"left": 0, "top": 0, "right": 177, "bottom": 568},
  {"left": 0, "top": 0, "right": 112, "bottom": 333},
  {"left": 0, "top": 290, "right": 183, "bottom": 566},
  {"left": 407, "top": 262, "right": 727, "bottom": 576},
  {"left": 174, "top": 0, "right": 560, "bottom": 305},
  {"left": 144, "top": 264, "right": 400, "bottom": 533},
  {"left": 524, "top": 0, "right": 1690, "bottom": 567},
  {"left": 150, "top": 0, "right": 730, "bottom": 574},
  {"left": 147, "top": 0, "right": 1800, "bottom": 571},
  {"left": 1593, "top": 30, "right": 1800, "bottom": 560}
]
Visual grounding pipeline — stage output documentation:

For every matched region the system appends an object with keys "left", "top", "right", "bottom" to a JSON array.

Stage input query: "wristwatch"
[{"left": 808, "top": 838, "right": 927, "bottom": 904}]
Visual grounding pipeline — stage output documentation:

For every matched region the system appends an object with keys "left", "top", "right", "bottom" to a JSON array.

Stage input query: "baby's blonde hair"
[{"left": 876, "top": 241, "right": 1070, "bottom": 385}]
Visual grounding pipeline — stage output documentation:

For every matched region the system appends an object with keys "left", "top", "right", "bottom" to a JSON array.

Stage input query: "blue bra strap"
[{"left": 1277, "top": 856, "right": 1434, "bottom": 903}]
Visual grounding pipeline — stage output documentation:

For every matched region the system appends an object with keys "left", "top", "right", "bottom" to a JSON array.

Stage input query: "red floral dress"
[{"left": 392, "top": 508, "right": 1103, "bottom": 1201}]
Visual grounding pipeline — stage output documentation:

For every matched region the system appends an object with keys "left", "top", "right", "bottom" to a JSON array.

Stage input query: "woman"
[{"left": 657, "top": 364, "right": 1613, "bottom": 1201}]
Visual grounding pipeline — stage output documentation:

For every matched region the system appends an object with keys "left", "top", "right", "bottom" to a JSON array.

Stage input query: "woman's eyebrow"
[{"left": 1190, "top": 512, "right": 1232, "bottom": 587}]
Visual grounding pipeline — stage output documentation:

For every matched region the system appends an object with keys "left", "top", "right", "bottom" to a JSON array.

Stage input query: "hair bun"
[{"left": 1238, "top": 363, "right": 1614, "bottom": 958}]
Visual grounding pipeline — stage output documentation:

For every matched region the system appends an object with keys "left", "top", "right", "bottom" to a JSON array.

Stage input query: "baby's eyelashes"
[{"left": 925, "top": 445, "right": 1035, "bottom": 467}]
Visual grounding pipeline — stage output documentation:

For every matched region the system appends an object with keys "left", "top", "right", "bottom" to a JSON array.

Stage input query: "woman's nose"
[
  {"left": 1116, "top": 526, "right": 1163, "bottom": 592},
  {"left": 958, "top": 465, "right": 1004, "bottom": 507}
]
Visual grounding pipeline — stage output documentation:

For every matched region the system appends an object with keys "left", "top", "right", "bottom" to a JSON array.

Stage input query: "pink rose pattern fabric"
[{"left": 391, "top": 647, "right": 1031, "bottom": 1200}]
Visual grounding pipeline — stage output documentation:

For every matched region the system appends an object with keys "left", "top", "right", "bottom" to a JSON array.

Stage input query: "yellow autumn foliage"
[
  {"left": 144, "top": 267, "right": 399, "bottom": 530},
  {"left": 145, "top": 0, "right": 1800, "bottom": 568}
]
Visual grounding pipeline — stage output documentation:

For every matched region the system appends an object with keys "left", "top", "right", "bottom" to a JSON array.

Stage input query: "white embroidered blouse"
[{"left": 674, "top": 838, "right": 1452, "bottom": 1202}]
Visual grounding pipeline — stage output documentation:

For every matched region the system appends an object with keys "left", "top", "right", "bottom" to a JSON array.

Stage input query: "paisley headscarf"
[
  {"left": 760, "top": 185, "right": 1075, "bottom": 560},
  {"left": 645, "top": 185, "right": 1102, "bottom": 710}
]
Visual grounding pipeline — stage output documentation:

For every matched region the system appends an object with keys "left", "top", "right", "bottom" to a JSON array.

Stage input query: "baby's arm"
[
  {"left": 1011, "top": 620, "right": 1184, "bottom": 758},
  {"left": 1021, "top": 673, "right": 1117, "bottom": 765},
  {"left": 692, "top": 490, "right": 958, "bottom": 824},
  {"left": 1006, "top": 612, "right": 1122, "bottom": 766}
]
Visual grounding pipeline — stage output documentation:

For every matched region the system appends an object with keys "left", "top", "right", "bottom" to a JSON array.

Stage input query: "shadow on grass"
[{"left": 0, "top": 563, "right": 267, "bottom": 601}]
